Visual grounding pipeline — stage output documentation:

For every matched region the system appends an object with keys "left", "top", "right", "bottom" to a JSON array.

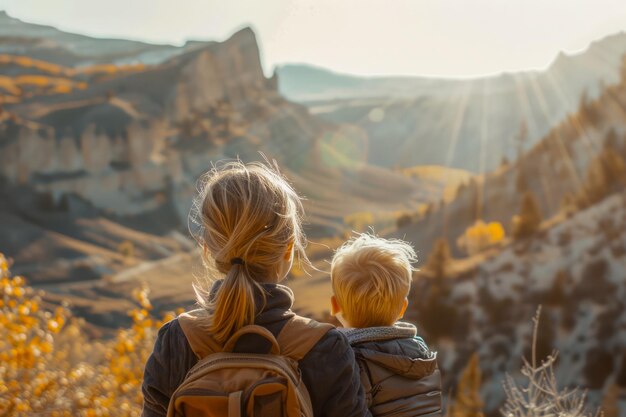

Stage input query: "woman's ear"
[
  {"left": 330, "top": 295, "right": 341, "bottom": 316},
  {"left": 283, "top": 241, "right": 294, "bottom": 261},
  {"left": 398, "top": 298, "right": 409, "bottom": 319}
]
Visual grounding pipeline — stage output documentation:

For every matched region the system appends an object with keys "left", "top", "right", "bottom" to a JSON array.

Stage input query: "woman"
[{"left": 141, "top": 160, "right": 370, "bottom": 417}]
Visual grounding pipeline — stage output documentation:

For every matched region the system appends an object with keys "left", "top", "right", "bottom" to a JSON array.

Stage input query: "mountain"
[
  {"left": 277, "top": 64, "right": 476, "bottom": 102},
  {"left": 0, "top": 18, "right": 458, "bottom": 284},
  {"left": 279, "top": 32, "right": 626, "bottom": 172},
  {"left": 0, "top": 10, "right": 197, "bottom": 66}
]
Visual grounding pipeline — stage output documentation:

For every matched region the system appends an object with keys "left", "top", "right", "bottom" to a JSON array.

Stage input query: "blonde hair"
[
  {"left": 331, "top": 233, "right": 417, "bottom": 328},
  {"left": 190, "top": 160, "right": 307, "bottom": 343}
]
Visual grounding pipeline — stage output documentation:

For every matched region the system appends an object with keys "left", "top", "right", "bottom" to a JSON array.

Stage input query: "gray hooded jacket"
[{"left": 342, "top": 323, "right": 442, "bottom": 417}]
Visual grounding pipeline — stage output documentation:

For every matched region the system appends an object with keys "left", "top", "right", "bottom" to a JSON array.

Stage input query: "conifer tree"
[
  {"left": 579, "top": 148, "right": 626, "bottom": 206},
  {"left": 515, "top": 120, "right": 528, "bottom": 161},
  {"left": 512, "top": 191, "right": 542, "bottom": 239},
  {"left": 426, "top": 238, "right": 451, "bottom": 279},
  {"left": 451, "top": 353, "right": 485, "bottom": 417}
]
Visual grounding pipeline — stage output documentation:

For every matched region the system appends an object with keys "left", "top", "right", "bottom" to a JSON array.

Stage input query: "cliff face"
[{"left": 0, "top": 27, "right": 273, "bottom": 217}]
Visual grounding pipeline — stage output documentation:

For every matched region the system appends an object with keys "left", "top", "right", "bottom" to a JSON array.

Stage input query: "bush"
[{"left": 501, "top": 307, "right": 595, "bottom": 417}]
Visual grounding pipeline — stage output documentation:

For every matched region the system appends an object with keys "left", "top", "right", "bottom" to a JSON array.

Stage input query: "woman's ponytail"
[{"left": 208, "top": 262, "right": 258, "bottom": 344}]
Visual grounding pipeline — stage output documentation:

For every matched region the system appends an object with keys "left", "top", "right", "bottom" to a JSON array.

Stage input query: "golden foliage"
[
  {"left": 78, "top": 63, "right": 146, "bottom": 76},
  {"left": 450, "top": 353, "right": 485, "bottom": 417},
  {"left": 0, "top": 55, "right": 146, "bottom": 78},
  {"left": 457, "top": 220, "right": 505, "bottom": 255},
  {"left": 0, "top": 54, "right": 145, "bottom": 101},
  {"left": 0, "top": 55, "right": 70, "bottom": 76},
  {"left": 0, "top": 253, "right": 174, "bottom": 416}
]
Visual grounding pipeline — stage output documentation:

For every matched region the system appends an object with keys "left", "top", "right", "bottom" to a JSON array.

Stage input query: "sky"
[{"left": 1, "top": 0, "right": 626, "bottom": 78}]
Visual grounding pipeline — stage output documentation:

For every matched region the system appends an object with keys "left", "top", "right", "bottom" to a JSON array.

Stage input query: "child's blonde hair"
[
  {"left": 190, "top": 160, "right": 307, "bottom": 343},
  {"left": 331, "top": 233, "right": 417, "bottom": 328}
]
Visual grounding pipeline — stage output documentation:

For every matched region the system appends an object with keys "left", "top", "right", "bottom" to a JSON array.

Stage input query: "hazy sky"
[{"left": 2, "top": 0, "right": 626, "bottom": 78}]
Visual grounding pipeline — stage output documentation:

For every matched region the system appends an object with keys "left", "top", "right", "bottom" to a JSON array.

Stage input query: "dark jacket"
[
  {"left": 141, "top": 282, "right": 372, "bottom": 417},
  {"left": 343, "top": 323, "right": 442, "bottom": 417}
]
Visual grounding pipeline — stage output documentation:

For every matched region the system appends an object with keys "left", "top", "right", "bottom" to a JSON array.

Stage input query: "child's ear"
[
  {"left": 283, "top": 241, "right": 294, "bottom": 261},
  {"left": 330, "top": 295, "right": 341, "bottom": 316},
  {"left": 398, "top": 298, "right": 409, "bottom": 319}
]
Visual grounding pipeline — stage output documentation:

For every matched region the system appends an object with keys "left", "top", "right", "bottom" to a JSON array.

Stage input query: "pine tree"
[
  {"left": 545, "top": 270, "right": 567, "bottom": 306},
  {"left": 515, "top": 170, "right": 529, "bottom": 192},
  {"left": 451, "top": 353, "right": 485, "bottom": 417},
  {"left": 515, "top": 120, "right": 528, "bottom": 160},
  {"left": 601, "top": 147, "right": 626, "bottom": 187},
  {"left": 512, "top": 191, "right": 542, "bottom": 239},
  {"left": 604, "top": 129, "right": 619, "bottom": 150},
  {"left": 600, "top": 382, "right": 620, "bottom": 417},
  {"left": 426, "top": 238, "right": 451, "bottom": 279},
  {"left": 560, "top": 192, "right": 577, "bottom": 216},
  {"left": 579, "top": 148, "right": 626, "bottom": 206}
]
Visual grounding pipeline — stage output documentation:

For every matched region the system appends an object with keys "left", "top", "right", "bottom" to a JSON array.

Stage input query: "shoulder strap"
[
  {"left": 177, "top": 309, "right": 222, "bottom": 360},
  {"left": 276, "top": 315, "right": 334, "bottom": 361},
  {"left": 179, "top": 310, "right": 334, "bottom": 361}
]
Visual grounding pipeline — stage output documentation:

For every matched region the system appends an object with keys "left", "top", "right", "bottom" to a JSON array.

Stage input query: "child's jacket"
[{"left": 343, "top": 322, "right": 442, "bottom": 417}]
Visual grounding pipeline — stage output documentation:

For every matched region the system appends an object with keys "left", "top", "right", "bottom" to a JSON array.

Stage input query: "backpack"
[{"left": 167, "top": 309, "right": 333, "bottom": 417}]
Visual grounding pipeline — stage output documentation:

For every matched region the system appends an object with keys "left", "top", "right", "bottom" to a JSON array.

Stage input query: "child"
[{"left": 330, "top": 233, "right": 442, "bottom": 417}]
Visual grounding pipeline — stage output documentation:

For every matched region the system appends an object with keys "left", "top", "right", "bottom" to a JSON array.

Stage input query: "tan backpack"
[{"left": 167, "top": 309, "right": 333, "bottom": 417}]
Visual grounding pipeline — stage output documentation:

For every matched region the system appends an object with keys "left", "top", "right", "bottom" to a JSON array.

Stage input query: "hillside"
[
  {"left": 282, "top": 32, "right": 626, "bottom": 172},
  {"left": 391, "top": 61, "right": 626, "bottom": 260},
  {"left": 406, "top": 192, "right": 626, "bottom": 414}
]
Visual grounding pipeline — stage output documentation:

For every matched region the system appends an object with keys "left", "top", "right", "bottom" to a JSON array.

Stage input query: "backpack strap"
[
  {"left": 179, "top": 309, "right": 334, "bottom": 361},
  {"left": 277, "top": 315, "right": 334, "bottom": 361},
  {"left": 177, "top": 309, "right": 222, "bottom": 360}
]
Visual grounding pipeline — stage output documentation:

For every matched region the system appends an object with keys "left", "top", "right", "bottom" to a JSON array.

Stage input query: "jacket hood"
[
  {"left": 357, "top": 345, "right": 438, "bottom": 380},
  {"left": 343, "top": 322, "right": 438, "bottom": 380}
]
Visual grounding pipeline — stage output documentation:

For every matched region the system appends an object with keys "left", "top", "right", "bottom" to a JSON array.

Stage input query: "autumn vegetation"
[
  {"left": 0, "top": 253, "right": 177, "bottom": 416},
  {"left": 0, "top": 54, "right": 145, "bottom": 102}
]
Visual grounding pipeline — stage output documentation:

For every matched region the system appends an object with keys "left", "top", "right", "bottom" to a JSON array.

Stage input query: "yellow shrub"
[
  {"left": 0, "top": 253, "right": 173, "bottom": 417},
  {"left": 457, "top": 220, "right": 505, "bottom": 255}
]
